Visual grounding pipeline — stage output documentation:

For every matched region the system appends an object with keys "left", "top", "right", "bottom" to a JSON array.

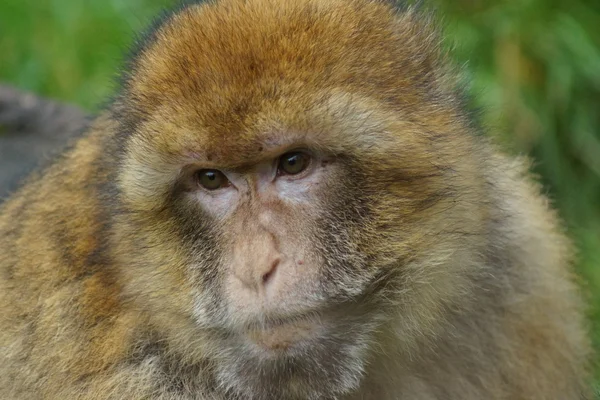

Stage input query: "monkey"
[
  {"left": 0, "top": 85, "right": 87, "bottom": 199},
  {"left": 0, "top": 0, "right": 591, "bottom": 398}
]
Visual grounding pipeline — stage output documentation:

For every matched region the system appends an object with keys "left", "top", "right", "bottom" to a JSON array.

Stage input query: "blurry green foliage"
[
  {"left": 0, "top": 0, "right": 171, "bottom": 109},
  {"left": 0, "top": 0, "right": 598, "bottom": 390}
]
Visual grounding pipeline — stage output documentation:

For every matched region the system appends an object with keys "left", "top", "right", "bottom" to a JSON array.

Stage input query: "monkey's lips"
[{"left": 245, "top": 317, "right": 324, "bottom": 351}]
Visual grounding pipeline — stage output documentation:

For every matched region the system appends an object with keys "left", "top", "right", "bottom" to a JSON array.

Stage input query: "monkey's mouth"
[{"left": 245, "top": 315, "right": 325, "bottom": 352}]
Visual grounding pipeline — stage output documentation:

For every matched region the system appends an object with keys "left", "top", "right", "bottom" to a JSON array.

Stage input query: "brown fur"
[{"left": 0, "top": 0, "right": 591, "bottom": 399}]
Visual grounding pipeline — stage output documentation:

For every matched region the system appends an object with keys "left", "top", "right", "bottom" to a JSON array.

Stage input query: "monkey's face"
[
  {"left": 114, "top": 0, "right": 474, "bottom": 397},
  {"left": 177, "top": 141, "right": 377, "bottom": 332},
  {"left": 117, "top": 96, "right": 392, "bottom": 397},
  {"left": 181, "top": 141, "right": 381, "bottom": 398}
]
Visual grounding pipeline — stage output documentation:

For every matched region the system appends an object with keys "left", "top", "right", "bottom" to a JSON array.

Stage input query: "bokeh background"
[{"left": 1, "top": 0, "right": 599, "bottom": 391}]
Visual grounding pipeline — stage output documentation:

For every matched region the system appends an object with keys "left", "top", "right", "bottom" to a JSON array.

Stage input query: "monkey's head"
[{"left": 111, "top": 0, "right": 485, "bottom": 397}]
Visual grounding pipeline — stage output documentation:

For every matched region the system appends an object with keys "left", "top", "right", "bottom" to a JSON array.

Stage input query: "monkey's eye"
[
  {"left": 196, "top": 169, "right": 230, "bottom": 190},
  {"left": 277, "top": 151, "right": 311, "bottom": 176}
]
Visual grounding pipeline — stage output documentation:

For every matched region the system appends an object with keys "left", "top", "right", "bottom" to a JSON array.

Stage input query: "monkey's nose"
[
  {"left": 234, "top": 257, "right": 280, "bottom": 293},
  {"left": 261, "top": 259, "right": 279, "bottom": 286}
]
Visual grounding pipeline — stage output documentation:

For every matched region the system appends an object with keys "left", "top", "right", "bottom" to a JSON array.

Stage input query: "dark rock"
[{"left": 0, "top": 85, "right": 88, "bottom": 200}]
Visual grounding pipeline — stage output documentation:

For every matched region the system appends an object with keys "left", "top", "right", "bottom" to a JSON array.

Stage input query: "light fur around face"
[{"left": 0, "top": 0, "right": 591, "bottom": 399}]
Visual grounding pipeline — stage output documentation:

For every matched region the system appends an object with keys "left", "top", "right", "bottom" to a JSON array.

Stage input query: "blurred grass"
[{"left": 0, "top": 0, "right": 599, "bottom": 390}]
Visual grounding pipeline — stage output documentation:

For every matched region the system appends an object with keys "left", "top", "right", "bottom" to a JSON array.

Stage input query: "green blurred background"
[{"left": 1, "top": 0, "right": 599, "bottom": 391}]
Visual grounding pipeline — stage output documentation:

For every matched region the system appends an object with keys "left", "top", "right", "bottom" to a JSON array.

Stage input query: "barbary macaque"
[{"left": 0, "top": 0, "right": 591, "bottom": 399}]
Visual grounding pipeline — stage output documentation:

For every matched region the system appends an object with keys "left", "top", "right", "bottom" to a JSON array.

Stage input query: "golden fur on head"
[{"left": 0, "top": 0, "right": 591, "bottom": 399}]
